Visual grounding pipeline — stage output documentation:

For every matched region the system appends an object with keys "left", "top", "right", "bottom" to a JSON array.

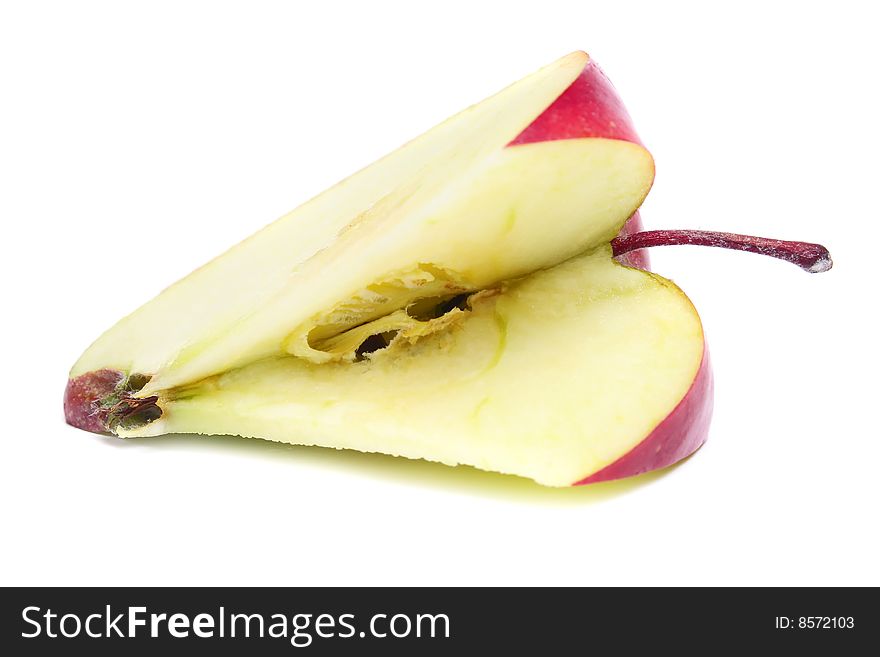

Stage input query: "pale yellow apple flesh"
[{"left": 120, "top": 249, "right": 704, "bottom": 487}]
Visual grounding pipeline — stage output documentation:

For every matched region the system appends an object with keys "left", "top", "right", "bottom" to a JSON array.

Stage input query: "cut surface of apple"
[
  {"left": 120, "top": 249, "right": 706, "bottom": 487},
  {"left": 70, "top": 51, "right": 653, "bottom": 396}
]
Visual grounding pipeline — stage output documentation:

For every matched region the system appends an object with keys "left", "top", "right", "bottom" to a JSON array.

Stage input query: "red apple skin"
[
  {"left": 509, "top": 57, "right": 643, "bottom": 147},
  {"left": 574, "top": 347, "right": 713, "bottom": 485}
]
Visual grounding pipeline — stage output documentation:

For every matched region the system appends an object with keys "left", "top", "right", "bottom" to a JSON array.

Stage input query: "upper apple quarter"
[{"left": 70, "top": 51, "right": 655, "bottom": 389}]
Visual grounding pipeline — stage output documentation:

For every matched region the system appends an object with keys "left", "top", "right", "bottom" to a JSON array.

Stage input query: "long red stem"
[{"left": 611, "top": 230, "right": 832, "bottom": 273}]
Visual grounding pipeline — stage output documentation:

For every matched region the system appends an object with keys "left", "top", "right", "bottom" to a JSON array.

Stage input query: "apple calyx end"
[
  {"left": 64, "top": 370, "right": 161, "bottom": 435},
  {"left": 611, "top": 229, "right": 832, "bottom": 274}
]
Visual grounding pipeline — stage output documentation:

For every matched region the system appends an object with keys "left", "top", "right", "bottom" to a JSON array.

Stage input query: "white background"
[{"left": 1, "top": 1, "right": 877, "bottom": 586}]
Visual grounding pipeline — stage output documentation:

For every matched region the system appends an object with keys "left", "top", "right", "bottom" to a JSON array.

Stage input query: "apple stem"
[{"left": 611, "top": 230, "right": 832, "bottom": 273}]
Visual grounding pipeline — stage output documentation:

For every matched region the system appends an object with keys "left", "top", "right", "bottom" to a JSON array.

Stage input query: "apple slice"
[
  {"left": 117, "top": 248, "right": 705, "bottom": 487},
  {"left": 64, "top": 52, "right": 832, "bottom": 487},
  {"left": 68, "top": 51, "right": 653, "bottom": 400}
]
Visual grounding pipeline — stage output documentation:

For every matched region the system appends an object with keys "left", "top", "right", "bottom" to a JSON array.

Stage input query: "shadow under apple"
[{"left": 100, "top": 431, "right": 689, "bottom": 505}]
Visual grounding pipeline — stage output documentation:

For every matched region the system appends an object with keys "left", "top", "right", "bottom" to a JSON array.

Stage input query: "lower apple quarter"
[{"left": 114, "top": 249, "right": 706, "bottom": 487}]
